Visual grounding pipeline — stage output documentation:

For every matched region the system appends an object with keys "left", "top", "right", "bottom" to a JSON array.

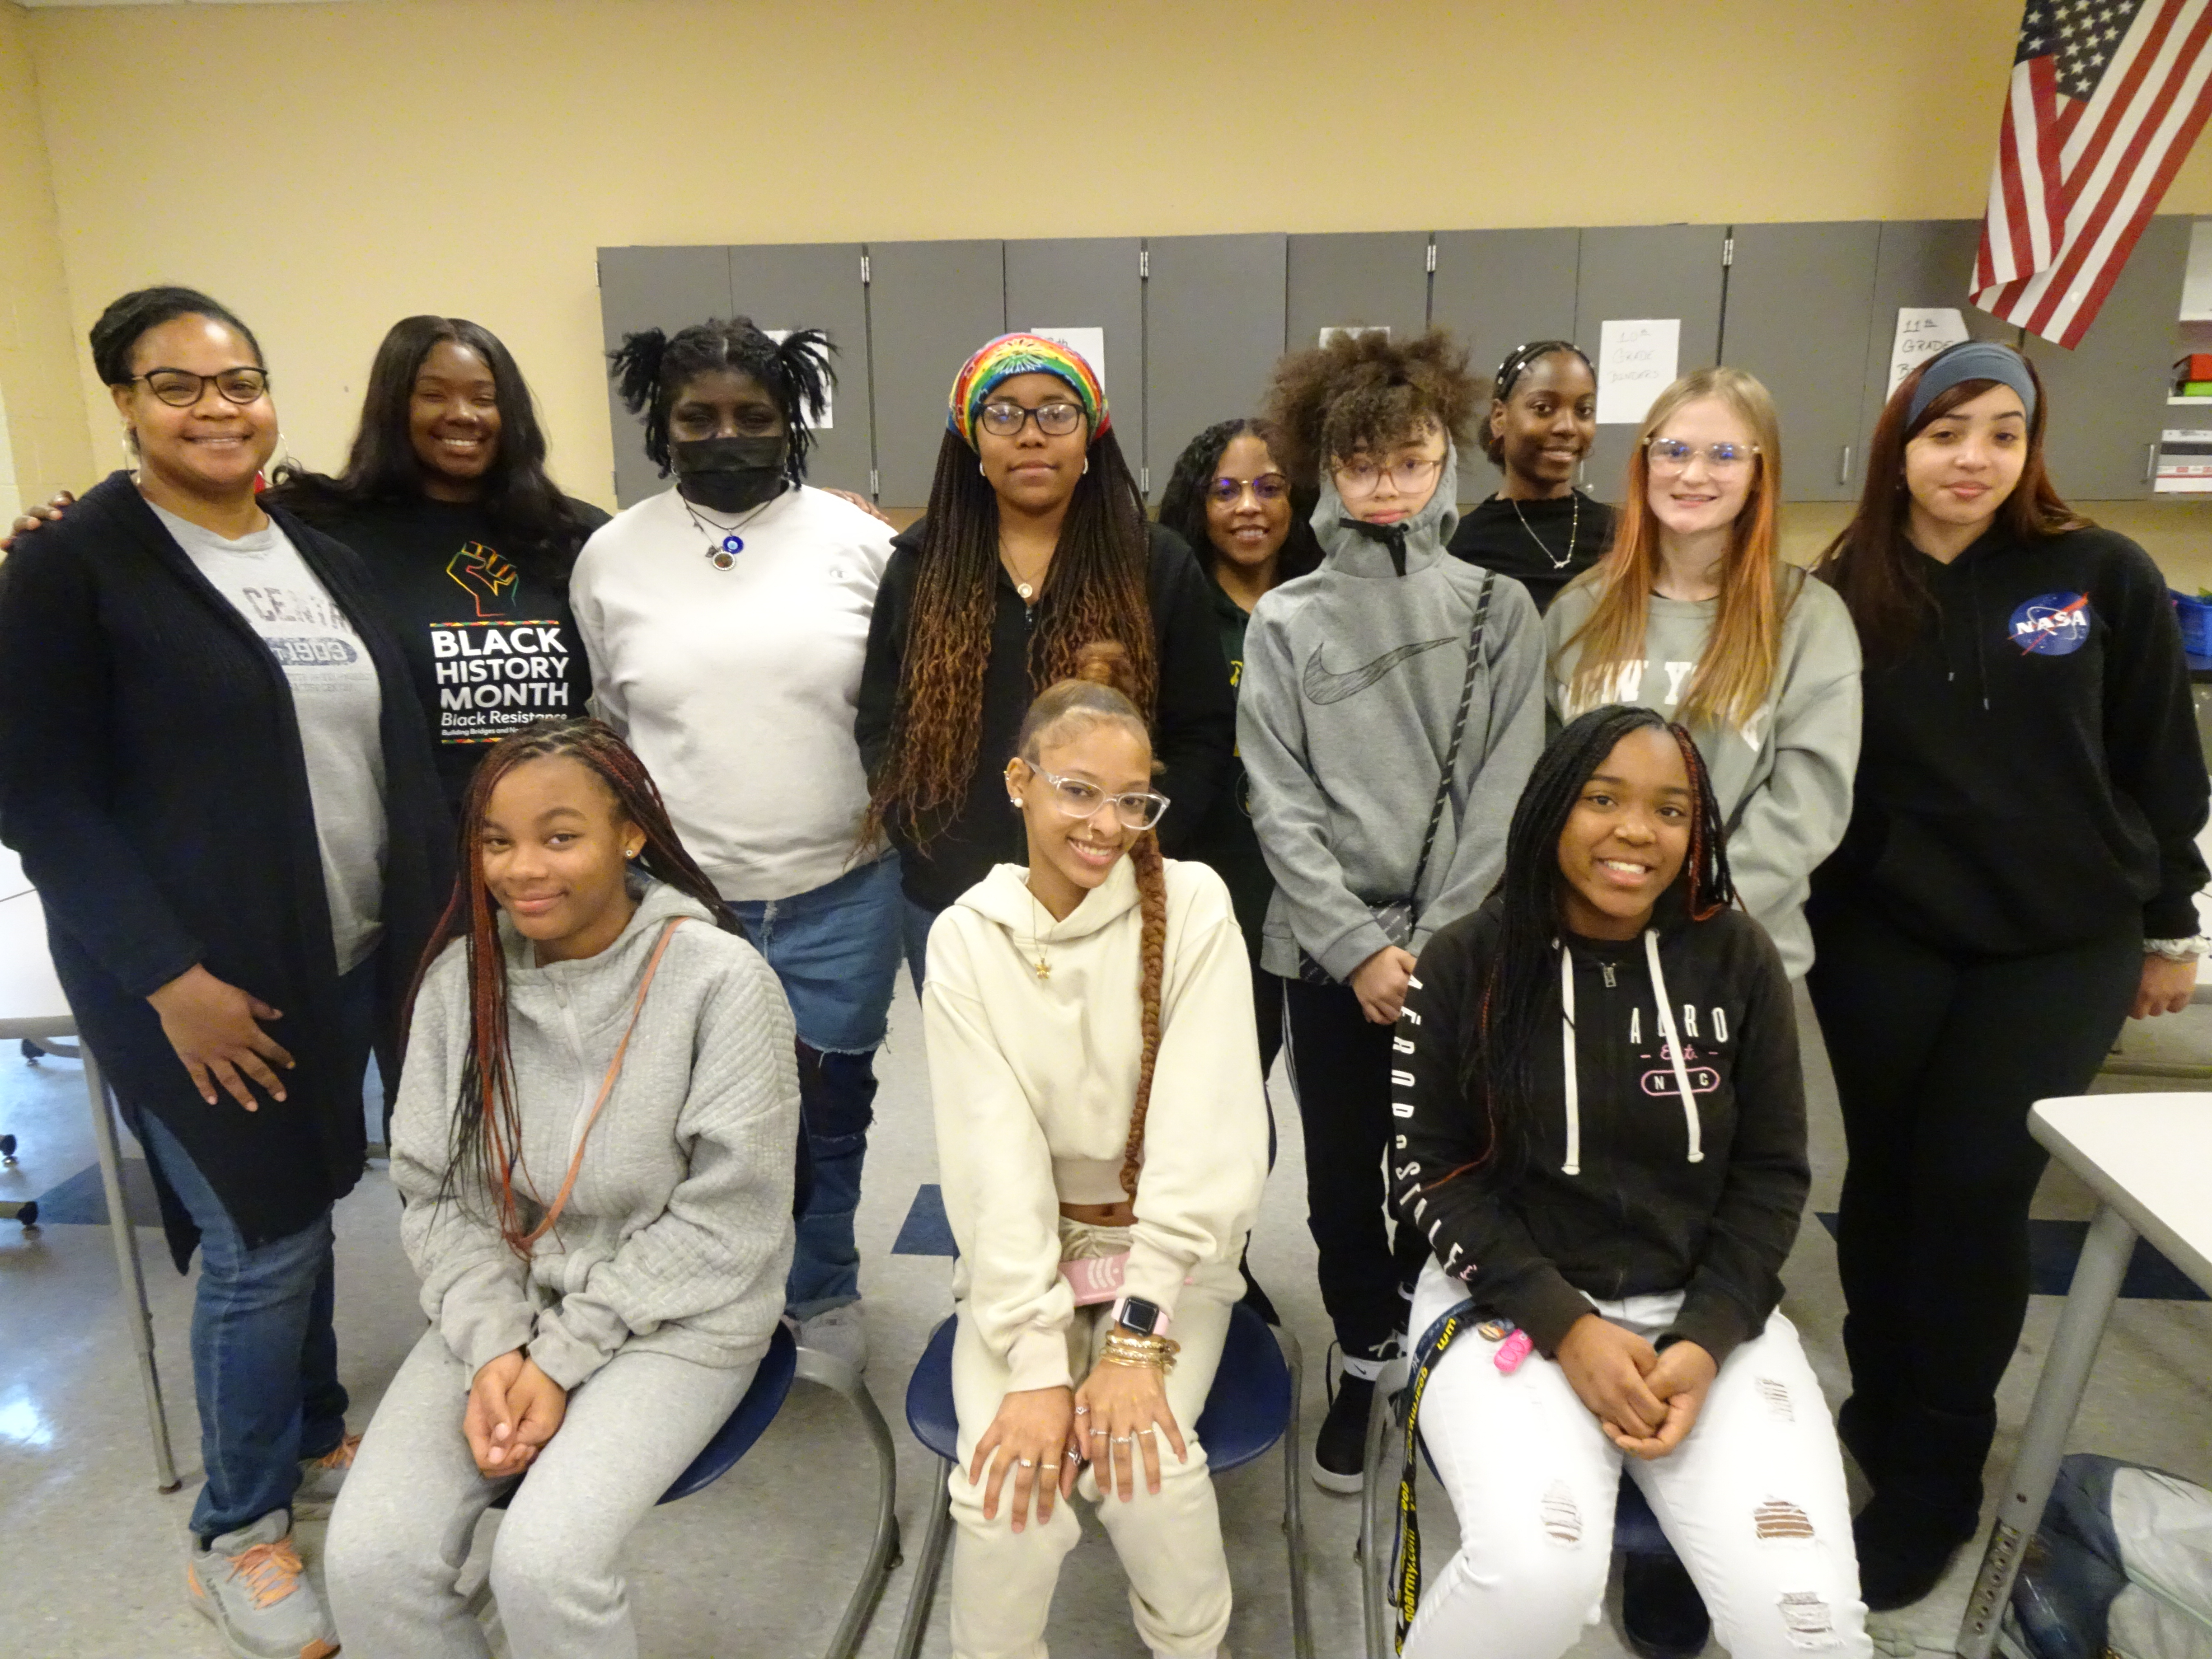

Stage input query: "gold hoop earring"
[
  {"left": 978, "top": 460, "right": 987, "bottom": 478},
  {"left": 1082, "top": 458, "right": 1090, "bottom": 475}
]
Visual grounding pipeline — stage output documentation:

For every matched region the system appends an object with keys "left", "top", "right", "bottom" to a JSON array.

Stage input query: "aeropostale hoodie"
[
  {"left": 1238, "top": 446, "right": 1547, "bottom": 981},
  {"left": 923, "top": 857, "right": 1270, "bottom": 1392},
  {"left": 1546, "top": 564, "right": 1863, "bottom": 977},
  {"left": 392, "top": 880, "right": 800, "bottom": 1390}
]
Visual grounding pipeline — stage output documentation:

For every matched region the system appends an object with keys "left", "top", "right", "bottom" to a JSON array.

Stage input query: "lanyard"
[{"left": 1394, "top": 1298, "right": 1478, "bottom": 1651}]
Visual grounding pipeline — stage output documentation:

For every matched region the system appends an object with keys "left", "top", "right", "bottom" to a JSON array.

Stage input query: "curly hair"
[
  {"left": 1016, "top": 642, "right": 1167, "bottom": 1201},
  {"left": 863, "top": 420, "right": 1157, "bottom": 852},
  {"left": 606, "top": 318, "right": 833, "bottom": 483},
  {"left": 1264, "top": 328, "right": 1480, "bottom": 489},
  {"left": 1155, "top": 417, "right": 1323, "bottom": 590}
]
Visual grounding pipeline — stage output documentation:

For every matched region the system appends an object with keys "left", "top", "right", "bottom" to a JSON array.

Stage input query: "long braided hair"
[
  {"left": 404, "top": 717, "right": 740, "bottom": 1256},
  {"left": 863, "top": 410, "right": 1157, "bottom": 852},
  {"left": 1013, "top": 642, "right": 1167, "bottom": 1201},
  {"left": 1458, "top": 706, "right": 1732, "bottom": 1180}
]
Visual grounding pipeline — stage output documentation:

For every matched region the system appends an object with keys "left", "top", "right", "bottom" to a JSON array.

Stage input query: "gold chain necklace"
[{"left": 1026, "top": 885, "right": 1053, "bottom": 982}]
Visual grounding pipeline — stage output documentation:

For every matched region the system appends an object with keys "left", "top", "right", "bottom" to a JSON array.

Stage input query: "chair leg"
[
  {"left": 793, "top": 1347, "right": 904, "bottom": 1659},
  {"left": 1359, "top": 1378, "right": 1400, "bottom": 1659},
  {"left": 1275, "top": 1329, "right": 1314, "bottom": 1659},
  {"left": 890, "top": 1455, "right": 956, "bottom": 1659}
]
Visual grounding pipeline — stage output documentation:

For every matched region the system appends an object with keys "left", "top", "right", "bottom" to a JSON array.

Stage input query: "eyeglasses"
[
  {"left": 979, "top": 401, "right": 1086, "bottom": 438},
  {"left": 1026, "top": 766, "right": 1171, "bottom": 831},
  {"left": 1645, "top": 437, "right": 1759, "bottom": 475},
  {"left": 1333, "top": 455, "right": 1441, "bottom": 497},
  {"left": 1208, "top": 473, "right": 1289, "bottom": 506},
  {"left": 131, "top": 367, "right": 270, "bottom": 408}
]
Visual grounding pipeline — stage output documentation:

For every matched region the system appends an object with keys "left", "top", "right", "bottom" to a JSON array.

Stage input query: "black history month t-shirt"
[{"left": 310, "top": 497, "right": 605, "bottom": 809}]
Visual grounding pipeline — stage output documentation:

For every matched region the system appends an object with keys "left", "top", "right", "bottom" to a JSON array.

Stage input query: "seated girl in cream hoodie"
[
  {"left": 923, "top": 642, "right": 1270, "bottom": 1659},
  {"left": 325, "top": 717, "right": 799, "bottom": 1659}
]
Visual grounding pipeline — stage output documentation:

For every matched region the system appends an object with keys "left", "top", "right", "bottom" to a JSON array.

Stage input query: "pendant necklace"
[
  {"left": 1026, "top": 886, "right": 1053, "bottom": 982},
  {"left": 1000, "top": 542, "right": 1048, "bottom": 603},
  {"left": 682, "top": 494, "right": 775, "bottom": 571},
  {"left": 1508, "top": 491, "right": 1579, "bottom": 571}
]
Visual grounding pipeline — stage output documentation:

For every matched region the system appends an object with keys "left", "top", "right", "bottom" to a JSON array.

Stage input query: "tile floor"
[{"left": 2, "top": 980, "right": 2208, "bottom": 1658}]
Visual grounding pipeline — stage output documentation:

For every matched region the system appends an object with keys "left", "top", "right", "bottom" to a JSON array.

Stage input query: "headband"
[
  {"left": 1906, "top": 340, "right": 2037, "bottom": 427},
  {"left": 1493, "top": 339, "right": 1589, "bottom": 400},
  {"left": 947, "top": 333, "right": 1110, "bottom": 448}
]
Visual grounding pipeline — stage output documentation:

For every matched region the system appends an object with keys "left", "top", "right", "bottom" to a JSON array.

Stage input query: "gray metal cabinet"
[
  {"left": 1854, "top": 219, "right": 2019, "bottom": 456},
  {"left": 865, "top": 239, "right": 1007, "bottom": 505},
  {"left": 1285, "top": 231, "right": 1431, "bottom": 353},
  {"left": 723, "top": 242, "right": 872, "bottom": 501},
  {"left": 2025, "top": 215, "right": 2191, "bottom": 500},
  {"left": 1428, "top": 228, "right": 1581, "bottom": 501},
  {"left": 1573, "top": 225, "right": 1729, "bottom": 503},
  {"left": 1002, "top": 237, "right": 1143, "bottom": 470},
  {"left": 597, "top": 246, "right": 734, "bottom": 509},
  {"left": 1720, "top": 222, "right": 1880, "bottom": 502},
  {"left": 1142, "top": 233, "right": 1287, "bottom": 502}
]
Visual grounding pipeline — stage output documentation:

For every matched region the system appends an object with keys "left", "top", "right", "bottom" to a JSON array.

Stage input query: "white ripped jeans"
[{"left": 1402, "top": 1259, "right": 1870, "bottom": 1659}]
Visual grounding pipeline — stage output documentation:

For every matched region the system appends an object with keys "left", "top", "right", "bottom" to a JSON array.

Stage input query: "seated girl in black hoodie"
[{"left": 1387, "top": 706, "right": 1868, "bottom": 1659}]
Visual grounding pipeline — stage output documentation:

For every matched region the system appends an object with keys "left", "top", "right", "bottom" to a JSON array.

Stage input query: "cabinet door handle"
[
  {"left": 1838, "top": 445, "right": 1853, "bottom": 486},
  {"left": 2146, "top": 441, "right": 2160, "bottom": 486}
]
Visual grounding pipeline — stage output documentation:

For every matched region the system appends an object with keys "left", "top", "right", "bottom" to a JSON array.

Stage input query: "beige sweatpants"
[{"left": 947, "top": 1237, "right": 1239, "bottom": 1659}]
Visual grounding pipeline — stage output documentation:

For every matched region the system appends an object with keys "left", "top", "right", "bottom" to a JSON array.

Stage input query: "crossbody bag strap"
[
  {"left": 1407, "top": 570, "right": 1495, "bottom": 926},
  {"left": 511, "top": 915, "right": 689, "bottom": 1251},
  {"left": 1394, "top": 1297, "right": 1480, "bottom": 1651}
]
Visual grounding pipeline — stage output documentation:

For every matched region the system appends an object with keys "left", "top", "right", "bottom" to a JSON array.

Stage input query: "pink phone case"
[{"left": 1494, "top": 1329, "right": 1535, "bottom": 1374}]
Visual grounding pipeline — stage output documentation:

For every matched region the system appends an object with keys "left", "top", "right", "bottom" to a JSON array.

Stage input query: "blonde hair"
[{"left": 1559, "top": 367, "right": 1790, "bottom": 731}]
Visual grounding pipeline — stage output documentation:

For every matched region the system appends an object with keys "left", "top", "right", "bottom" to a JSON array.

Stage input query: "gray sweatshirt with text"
[{"left": 1238, "top": 446, "right": 1547, "bottom": 981}]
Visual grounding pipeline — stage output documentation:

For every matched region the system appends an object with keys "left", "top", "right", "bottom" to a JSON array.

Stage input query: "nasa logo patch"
[{"left": 2008, "top": 592, "right": 2093, "bottom": 656}]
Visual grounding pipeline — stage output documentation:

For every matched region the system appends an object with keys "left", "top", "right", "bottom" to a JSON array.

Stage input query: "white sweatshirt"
[
  {"left": 924, "top": 858, "right": 1270, "bottom": 1393},
  {"left": 569, "top": 484, "right": 895, "bottom": 902}
]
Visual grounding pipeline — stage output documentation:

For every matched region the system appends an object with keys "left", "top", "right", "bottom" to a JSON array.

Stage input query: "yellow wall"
[
  {"left": 17, "top": 0, "right": 2212, "bottom": 571},
  {"left": 0, "top": 0, "right": 92, "bottom": 520}
]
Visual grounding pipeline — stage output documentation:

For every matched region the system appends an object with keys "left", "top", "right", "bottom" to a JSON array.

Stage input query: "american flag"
[{"left": 1974, "top": 0, "right": 2212, "bottom": 347}]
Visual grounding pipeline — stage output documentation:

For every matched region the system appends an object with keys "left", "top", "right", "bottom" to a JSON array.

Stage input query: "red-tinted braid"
[{"left": 1669, "top": 725, "right": 1726, "bottom": 922}]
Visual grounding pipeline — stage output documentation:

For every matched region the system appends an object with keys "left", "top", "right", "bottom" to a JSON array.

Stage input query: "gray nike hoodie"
[{"left": 1238, "top": 444, "right": 1546, "bottom": 981}]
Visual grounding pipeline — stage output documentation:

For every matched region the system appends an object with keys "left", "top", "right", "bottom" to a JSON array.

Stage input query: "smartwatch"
[{"left": 1113, "top": 1295, "right": 1169, "bottom": 1337}]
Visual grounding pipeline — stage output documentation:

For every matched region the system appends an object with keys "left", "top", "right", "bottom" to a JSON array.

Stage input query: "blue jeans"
[
  {"left": 138, "top": 957, "right": 375, "bottom": 1540},
  {"left": 727, "top": 854, "right": 903, "bottom": 1317}
]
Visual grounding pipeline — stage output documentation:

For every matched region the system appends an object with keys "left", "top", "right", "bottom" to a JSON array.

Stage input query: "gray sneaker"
[
  {"left": 186, "top": 1509, "right": 339, "bottom": 1659},
  {"left": 796, "top": 1302, "right": 868, "bottom": 1372},
  {"left": 292, "top": 1432, "right": 362, "bottom": 1516}
]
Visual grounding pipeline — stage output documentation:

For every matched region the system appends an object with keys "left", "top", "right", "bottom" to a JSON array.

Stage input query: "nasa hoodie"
[{"left": 1812, "top": 524, "right": 2208, "bottom": 956}]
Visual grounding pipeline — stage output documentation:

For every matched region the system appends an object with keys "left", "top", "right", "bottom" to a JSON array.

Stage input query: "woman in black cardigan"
[{"left": 0, "top": 287, "right": 444, "bottom": 1654}]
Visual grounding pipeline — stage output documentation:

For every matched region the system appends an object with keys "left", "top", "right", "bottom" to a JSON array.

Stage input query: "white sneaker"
[
  {"left": 292, "top": 1432, "right": 361, "bottom": 1516},
  {"left": 796, "top": 1302, "right": 868, "bottom": 1371},
  {"left": 186, "top": 1509, "right": 339, "bottom": 1659}
]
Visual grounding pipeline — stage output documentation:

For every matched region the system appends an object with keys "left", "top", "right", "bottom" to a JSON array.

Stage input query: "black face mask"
[{"left": 670, "top": 435, "right": 788, "bottom": 513}]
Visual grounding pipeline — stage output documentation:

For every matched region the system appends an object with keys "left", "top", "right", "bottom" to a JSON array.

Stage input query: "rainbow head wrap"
[{"left": 947, "top": 333, "right": 1110, "bottom": 449}]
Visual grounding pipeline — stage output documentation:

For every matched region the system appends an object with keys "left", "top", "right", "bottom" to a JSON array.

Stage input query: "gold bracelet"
[{"left": 1100, "top": 1330, "right": 1180, "bottom": 1374}]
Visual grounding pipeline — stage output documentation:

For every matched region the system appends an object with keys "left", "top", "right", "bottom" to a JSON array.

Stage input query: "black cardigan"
[
  {"left": 855, "top": 519, "right": 1236, "bottom": 912},
  {"left": 0, "top": 473, "right": 450, "bottom": 1264}
]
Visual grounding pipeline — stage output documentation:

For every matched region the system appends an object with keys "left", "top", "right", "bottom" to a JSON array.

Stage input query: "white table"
[
  {"left": 1955, "top": 1092, "right": 2212, "bottom": 1659},
  {"left": 0, "top": 886, "right": 181, "bottom": 1490}
]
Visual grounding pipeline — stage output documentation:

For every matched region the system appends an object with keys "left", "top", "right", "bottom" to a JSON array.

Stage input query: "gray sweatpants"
[{"left": 325, "top": 1326, "right": 755, "bottom": 1659}]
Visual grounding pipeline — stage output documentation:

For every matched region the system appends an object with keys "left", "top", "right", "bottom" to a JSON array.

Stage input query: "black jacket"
[
  {"left": 0, "top": 473, "right": 450, "bottom": 1265},
  {"left": 1812, "top": 524, "right": 2209, "bottom": 953},
  {"left": 1390, "top": 895, "right": 1808, "bottom": 1368},
  {"left": 855, "top": 519, "right": 1236, "bottom": 912},
  {"left": 1448, "top": 491, "right": 1614, "bottom": 614},
  {"left": 1186, "top": 572, "right": 1274, "bottom": 954}
]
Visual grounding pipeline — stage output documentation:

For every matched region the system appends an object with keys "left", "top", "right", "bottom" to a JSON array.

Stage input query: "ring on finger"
[{"left": 1017, "top": 1457, "right": 1035, "bottom": 1467}]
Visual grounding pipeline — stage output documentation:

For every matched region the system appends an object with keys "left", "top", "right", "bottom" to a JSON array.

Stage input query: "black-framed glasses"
[
  {"left": 979, "top": 400, "right": 1085, "bottom": 438},
  {"left": 1645, "top": 437, "right": 1758, "bottom": 475},
  {"left": 1027, "top": 767, "right": 1171, "bottom": 831},
  {"left": 1208, "top": 473, "right": 1289, "bottom": 506},
  {"left": 131, "top": 367, "right": 270, "bottom": 408}
]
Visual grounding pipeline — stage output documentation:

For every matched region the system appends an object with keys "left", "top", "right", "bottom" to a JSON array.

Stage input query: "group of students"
[{"left": 0, "top": 281, "right": 2203, "bottom": 1659}]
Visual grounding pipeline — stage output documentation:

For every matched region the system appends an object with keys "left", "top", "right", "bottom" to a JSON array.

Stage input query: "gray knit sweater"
[
  {"left": 1238, "top": 445, "right": 1547, "bottom": 980},
  {"left": 392, "top": 879, "right": 799, "bottom": 1389}
]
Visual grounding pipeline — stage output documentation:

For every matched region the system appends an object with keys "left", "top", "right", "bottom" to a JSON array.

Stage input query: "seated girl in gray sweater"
[{"left": 326, "top": 717, "right": 800, "bottom": 1659}]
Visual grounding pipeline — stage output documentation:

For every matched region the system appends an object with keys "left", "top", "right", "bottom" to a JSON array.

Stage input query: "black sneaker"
[
  {"left": 1621, "top": 1552, "right": 1711, "bottom": 1659},
  {"left": 1853, "top": 1489, "right": 1977, "bottom": 1610},
  {"left": 1312, "top": 1372, "right": 1375, "bottom": 1494}
]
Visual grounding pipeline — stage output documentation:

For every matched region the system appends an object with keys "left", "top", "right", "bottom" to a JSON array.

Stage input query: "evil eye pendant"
[{"left": 722, "top": 534, "right": 745, "bottom": 555}]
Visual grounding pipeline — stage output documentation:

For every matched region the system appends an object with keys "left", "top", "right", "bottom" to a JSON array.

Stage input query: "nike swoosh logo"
[{"left": 1303, "top": 637, "right": 1454, "bottom": 704}]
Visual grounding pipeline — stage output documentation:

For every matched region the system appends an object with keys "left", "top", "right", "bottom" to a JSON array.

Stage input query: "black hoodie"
[
  {"left": 1390, "top": 894, "right": 1808, "bottom": 1368},
  {"left": 1812, "top": 524, "right": 2208, "bottom": 954}
]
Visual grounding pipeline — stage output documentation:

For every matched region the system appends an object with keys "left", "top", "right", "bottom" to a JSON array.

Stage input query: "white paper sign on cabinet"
[
  {"left": 764, "top": 329, "right": 833, "bottom": 429},
  {"left": 1886, "top": 308, "right": 1970, "bottom": 399},
  {"left": 1595, "top": 319, "right": 1680, "bottom": 425}
]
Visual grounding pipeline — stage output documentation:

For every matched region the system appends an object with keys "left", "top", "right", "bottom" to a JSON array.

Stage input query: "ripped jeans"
[{"left": 1403, "top": 1260, "right": 1869, "bottom": 1659}]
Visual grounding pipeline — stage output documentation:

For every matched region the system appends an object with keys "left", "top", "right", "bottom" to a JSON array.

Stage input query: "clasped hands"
[
  {"left": 466, "top": 1350, "right": 568, "bottom": 1478},
  {"left": 968, "top": 1355, "right": 1189, "bottom": 1533},
  {"left": 1554, "top": 1312, "right": 1716, "bottom": 1460}
]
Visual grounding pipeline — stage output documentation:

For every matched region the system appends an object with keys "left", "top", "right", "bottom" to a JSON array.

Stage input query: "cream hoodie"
[{"left": 923, "top": 857, "right": 1270, "bottom": 1393}]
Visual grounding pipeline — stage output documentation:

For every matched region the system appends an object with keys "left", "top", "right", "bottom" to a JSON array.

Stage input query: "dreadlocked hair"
[
  {"left": 1155, "top": 417, "right": 1322, "bottom": 591},
  {"left": 1264, "top": 327, "right": 1479, "bottom": 490},
  {"left": 606, "top": 318, "right": 833, "bottom": 483},
  {"left": 1017, "top": 642, "right": 1165, "bottom": 1202},
  {"left": 403, "top": 717, "right": 740, "bottom": 1258},
  {"left": 1458, "top": 706, "right": 1733, "bottom": 1181},
  {"left": 863, "top": 421, "right": 1157, "bottom": 851}
]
